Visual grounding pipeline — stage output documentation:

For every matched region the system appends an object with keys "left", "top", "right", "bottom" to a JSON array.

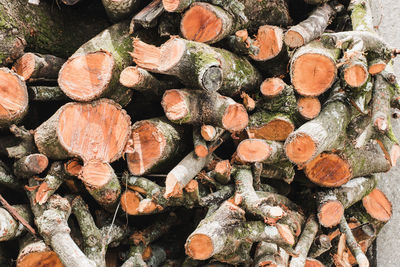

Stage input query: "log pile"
[{"left": 0, "top": 0, "right": 399, "bottom": 266}]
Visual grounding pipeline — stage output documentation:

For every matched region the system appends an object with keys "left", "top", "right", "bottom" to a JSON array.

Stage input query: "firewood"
[
  {"left": 181, "top": 1, "right": 291, "bottom": 44},
  {"left": 0, "top": 0, "right": 109, "bottom": 65},
  {"left": 161, "top": 89, "right": 249, "bottom": 132},
  {"left": 297, "top": 97, "right": 321, "bottom": 120},
  {"left": 17, "top": 235, "right": 63, "bottom": 267},
  {"left": 236, "top": 139, "right": 286, "bottom": 164},
  {"left": 0, "top": 205, "right": 31, "bottom": 241},
  {"left": 254, "top": 242, "right": 289, "bottom": 267},
  {"left": 125, "top": 117, "right": 187, "bottom": 176},
  {"left": 0, "top": 125, "right": 36, "bottom": 159},
  {"left": 133, "top": 0, "right": 165, "bottom": 28},
  {"left": 0, "top": 160, "right": 21, "bottom": 190},
  {"left": 132, "top": 37, "right": 261, "bottom": 95},
  {"left": 13, "top": 153, "right": 48, "bottom": 179},
  {"left": 0, "top": 68, "right": 28, "bottom": 128},
  {"left": 162, "top": 0, "right": 196, "bottom": 12},
  {"left": 361, "top": 188, "right": 392, "bottom": 223},
  {"left": 201, "top": 125, "right": 224, "bottom": 142},
  {"left": 308, "top": 234, "right": 332, "bottom": 258},
  {"left": 27, "top": 86, "right": 67, "bottom": 102},
  {"left": 12, "top": 53, "right": 65, "bottom": 83},
  {"left": 102, "top": 0, "right": 141, "bottom": 22}
]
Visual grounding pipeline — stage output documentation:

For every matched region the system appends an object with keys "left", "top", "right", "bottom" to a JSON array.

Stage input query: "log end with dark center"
[
  {"left": 181, "top": 3, "right": 223, "bottom": 43},
  {"left": 58, "top": 51, "right": 114, "bottom": 101},
  {"left": 126, "top": 120, "right": 167, "bottom": 175},
  {"left": 285, "top": 134, "right": 316, "bottom": 164},
  {"left": 185, "top": 234, "right": 214, "bottom": 260},
  {"left": 292, "top": 53, "right": 336, "bottom": 96},
  {"left": 222, "top": 104, "right": 249, "bottom": 132},
  {"left": 237, "top": 139, "right": 272, "bottom": 163},
  {"left": 362, "top": 188, "right": 392, "bottom": 222},
  {"left": 297, "top": 97, "right": 321, "bottom": 120},
  {"left": 305, "top": 153, "right": 352, "bottom": 187},
  {"left": 318, "top": 200, "right": 344, "bottom": 228}
]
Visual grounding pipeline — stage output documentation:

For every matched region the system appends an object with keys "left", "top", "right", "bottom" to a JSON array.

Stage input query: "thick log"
[
  {"left": 125, "top": 117, "right": 187, "bottom": 175},
  {"left": 58, "top": 22, "right": 136, "bottom": 105},
  {"left": 13, "top": 153, "right": 48, "bottom": 179},
  {"left": 297, "top": 97, "right": 321, "bottom": 120},
  {"left": 290, "top": 41, "right": 340, "bottom": 96},
  {"left": 34, "top": 99, "right": 131, "bottom": 162},
  {"left": 0, "top": 68, "right": 28, "bottom": 128},
  {"left": 285, "top": 83, "right": 351, "bottom": 165},
  {"left": 12, "top": 53, "right": 65, "bottom": 83},
  {"left": 304, "top": 141, "right": 390, "bottom": 187},
  {"left": 0, "top": 205, "right": 31, "bottom": 241},
  {"left": 236, "top": 139, "right": 285, "bottom": 164},
  {"left": 17, "top": 235, "right": 62, "bottom": 267},
  {"left": 180, "top": 1, "right": 291, "bottom": 44},
  {"left": 289, "top": 216, "right": 318, "bottom": 267},
  {"left": 162, "top": 89, "right": 248, "bottom": 132},
  {"left": 132, "top": 37, "right": 261, "bottom": 96},
  {"left": 316, "top": 176, "right": 378, "bottom": 227},
  {"left": 0, "top": 0, "right": 108, "bottom": 65},
  {"left": 102, "top": 0, "right": 141, "bottom": 22},
  {"left": 362, "top": 188, "right": 392, "bottom": 223},
  {"left": 285, "top": 3, "right": 336, "bottom": 48}
]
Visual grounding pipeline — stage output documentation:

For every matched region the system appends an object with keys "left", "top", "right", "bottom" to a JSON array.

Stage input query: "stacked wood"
[{"left": 0, "top": 0, "right": 399, "bottom": 266}]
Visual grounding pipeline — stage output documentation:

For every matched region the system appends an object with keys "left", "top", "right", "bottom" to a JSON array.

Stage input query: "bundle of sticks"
[{"left": 0, "top": 0, "right": 398, "bottom": 266}]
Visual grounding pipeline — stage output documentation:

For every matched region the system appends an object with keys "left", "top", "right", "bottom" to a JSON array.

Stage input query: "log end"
[
  {"left": 164, "top": 173, "right": 183, "bottom": 199},
  {"left": 80, "top": 160, "right": 115, "bottom": 188},
  {"left": 284, "top": 30, "right": 304, "bottom": 49},
  {"left": 185, "top": 233, "right": 214, "bottom": 260},
  {"left": 362, "top": 188, "right": 392, "bottom": 222},
  {"left": 285, "top": 134, "right": 316, "bottom": 164},
  {"left": 0, "top": 68, "right": 28, "bottom": 127},
  {"left": 292, "top": 53, "right": 336, "bottom": 96},
  {"left": 260, "top": 78, "right": 286, "bottom": 97},
  {"left": 237, "top": 139, "right": 271, "bottom": 163},
  {"left": 58, "top": 51, "right": 114, "bottom": 101},
  {"left": 162, "top": 0, "right": 181, "bottom": 12},
  {"left": 12, "top": 53, "right": 35, "bottom": 81},
  {"left": 126, "top": 120, "right": 167, "bottom": 175},
  {"left": 24, "top": 154, "right": 49, "bottom": 175},
  {"left": 305, "top": 258, "right": 325, "bottom": 267},
  {"left": 65, "top": 158, "right": 83, "bottom": 177},
  {"left": 120, "top": 66, "right": 143, "bottom": 88},
  {"left": 222, "top": 104, "right": 248, "bottom": 132},
  {"left": 195, "top": 145, "right": 209, "bottom": 158},
  {"left": 201, "top": 125, "right": 217, "bottom": 141},
  {"left": 276, "top": 223, "right": 295, "bottom": 245},
  {"left": 248, "top": 117, "right": 295, "bottom": 141},
  {"left": 215, "top": 160, "right": 231, "bottom": 176},
  {"left": 17, "top": 251, "right": 63, "bottom": 267},
  {"left": 162, "top": 89, "right": 190, "bottom": 122},
  {"left": 318, "top": 200, "right": 344, "bottom": 228},
  {"left": 297, "top": 97, "right": 321, "bottom": 120},
  {"left": 181, "top": 4, "right": 223, "bottom": 43},
  {"left": 132, "top": 39, "right": 162, "bottom": 70},
  {"left": 55, "top": 99, "right": 131, "bottom": 162},
  {"left": 369, "top": 63, "right": 386, "bottom": 75},
  {"left": 344, "top": 64, "right": 368, "bottom": 88},
  {"left": 251, "top": 25, "right": 283, "bottom": 61},
  {"left": 305, "top": 153, "right": 351, "bottom": 187},
  {"left": 121, "top": 190, "right": 140, "bottom": 215}
]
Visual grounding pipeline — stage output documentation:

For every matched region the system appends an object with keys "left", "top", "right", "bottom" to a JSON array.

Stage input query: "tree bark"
[{"left": 102, "top": 0, "right": 141, "bottom": 22}]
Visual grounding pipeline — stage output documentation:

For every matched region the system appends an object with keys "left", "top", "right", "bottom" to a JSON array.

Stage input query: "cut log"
[
  {"left": 285, "top": 84, "right": 351, "bottom": 165},
  {"left": 289, "top": 216, "right": 318, "bottom": 267},
  {"left": 259, "top": 78, "right": 297, "bottom": 115},
  {"left": 304, "top": 141, "right": 390, "bottom": 187},
  {"left": 234, "top": 166, "right": 284, "bottom": 222},
  {"left": 254, "top": 242, "right": 281, "bottom": 267},
  {"left": 12, "top": 53, "right": 65, "bottom": 83},
  {"left": 132, "top": 37, "right": 261, "bottom": 95},
  {"left": 297, "top": 97, "right": 321, "bottom": 120},
  {"left": 193, "top": 127, "right": 208, "bottom": 158},
  {"left": 162, "top": 89, "right": 248, "bottom": 132},
  {"left": 0, "top": 125, "right": 36, "bottom": 159},
  {"left": 58, "top": 21, "right": 136, "bottom": 105},
  {"left": 372, "top": 74, "right": 393, "bottom": 133},
  {"left": 0, "top": 0, "right": 109, "bottom": 65},
  {"left": 0, "top": 160, "right": 22, "bottom": 190},
  {"left": 316, "top": 176, "right": 378, "bottom": 227},
  {"left": 213, "top": 160, "right": 231, "bottom": 184},
  {"left": 0, "top": 68, "right": 28, "bottom": 128},
  {"left": 362, "top": 188, "right": 392, "bottom": 222},
  {"left": 308, "top": 234, "right": 332, "bottom": 258},
  {"left": 290, "top": 41, "right": 340, "bottom": 96},
  {"left": 247, "top": 111, "right": 295, "bottom": 141},
  {"left": 28, "top": 86, "right": 67, "bottom": 102},
  {"left": 34, "top": 99, "right": 131, "bottom": 162},
  {"left": 250, "top": 25, "right": 284, "bottom": 62},
  {"left": 132, "top": 0, "right": 164, "bottom": 28},
  {"left": 201, "top": 125, "right": 224, "bottom": 141},
  {"left": 17, "top": 235, "right": 62, "bottom": 267},
  {"left": 102, "top": 0, "right": 141, "bottom": 22},
  {"left": 162, "top": 0, "right": 196, "bottom": 12},
  {"left": 119, "top": 66, "right": 180, "bottom": 97},
  {"left": 305, "top": 258, "right": 325, "bottom": 267},
  {"left": 13, "top": 153, "right": 48, "bottom": 179},
  {"left": 0, "top": 205, "right": 31, "bottom": 241},
  {"left": 284, "top": 3, "right": 336, "bottom": 48},
  {"left": 125, "top": 117, "right": 187, "bottom": 176},
  {"left": 236, "top": 139, "right": 285, "bottom": 164},
  {"left": 180, "top": 1, "right": 291, "bottom": 44},
  {"left": 79, "top": 160, "right": 121, "bottom": 211}
]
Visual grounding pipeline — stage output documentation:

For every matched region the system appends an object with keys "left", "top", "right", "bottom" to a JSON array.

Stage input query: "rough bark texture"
[
  {"left": 0, "top": 125, "right": 36, "bottom": 159},
  {"left": 28, "top": 86, "right": 67, "bottom": 102},
  {"left": 102, "top": 0, "right": 141, "bottom": 22},
  {"left": 13, "top": 153, "right": 48, "bottom": 179},
  {"left": 0, "top": 0, "right": 109, "bottom": 65},
  {"left": 0, "top": 160, "right": 21, "bottom": 190},
  {"left": 132, "top": 0, "right": 164, "bottom": 28},
  {"left": 17, "top": 235, "right": 63, "bottom": 267},
  {"left": 0, "top": 205, "right": 31, "bottom": 241}
]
